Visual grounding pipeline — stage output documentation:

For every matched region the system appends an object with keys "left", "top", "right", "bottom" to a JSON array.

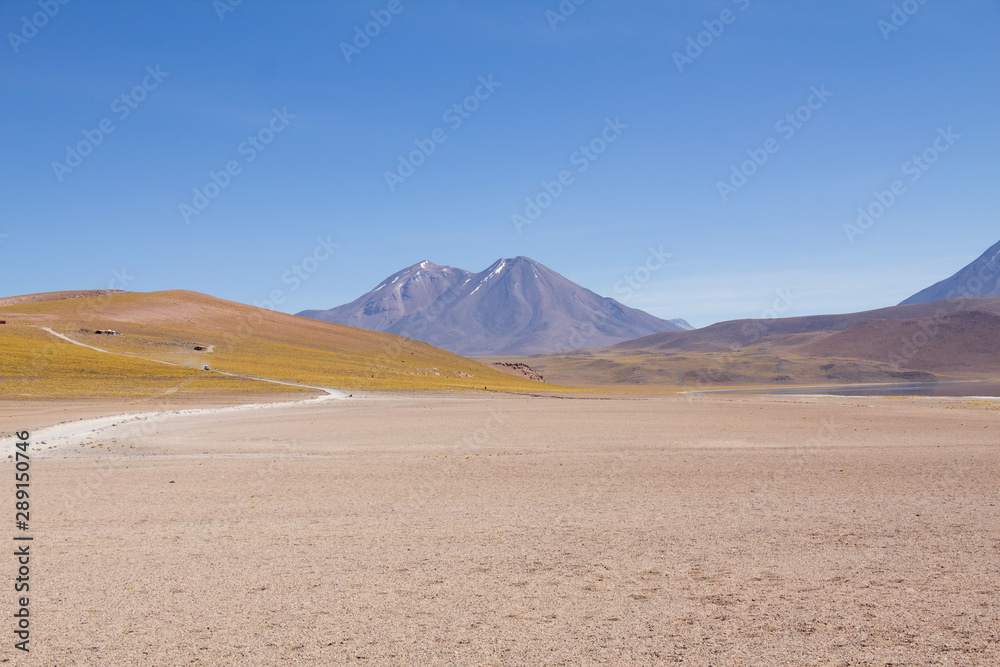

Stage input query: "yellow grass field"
[
  {"left": 0, "top": 290, "right": 565, "bottom": 397},
  {"left": 0, "top": 323, "right": 292, "bottom": 397}
]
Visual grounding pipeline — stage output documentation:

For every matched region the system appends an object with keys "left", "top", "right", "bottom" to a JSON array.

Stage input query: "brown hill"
[
  {"left": 613, "top": 297, "right": 1000, "bottom": 353},
  {"left": 793, "top": 310, "right": 1000, "bottom": 375},
  {"left": 0, "top": 289, "right": 127, "bottom": 307},
  {"left": 518, "top": 298, "right": 1000, "bottom": 389},
  {"left": 0, "top": 289, "right": 570, "bottom": 397}
]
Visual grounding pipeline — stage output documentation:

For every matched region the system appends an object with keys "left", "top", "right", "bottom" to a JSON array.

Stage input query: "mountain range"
[
  {"left": 518, "top": 239, "right": 1000, "bottom": 386},
  {"left": 298, "top": 257, "right": 690, "bottom": 356},
  {"left": 527, "top": 295, "right": 1000, "bottom": 388},
  {"left": 4, "top": 239, "right": 1000, "bottom": 392}
]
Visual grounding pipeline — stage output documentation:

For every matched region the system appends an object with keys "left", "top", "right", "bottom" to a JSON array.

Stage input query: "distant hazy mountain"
[
  {"left": 299, "top": 257, "right": 690, "bottom": 355},
  {"left": 901, "top": 239, "right": 1000, "bottom": 305}
]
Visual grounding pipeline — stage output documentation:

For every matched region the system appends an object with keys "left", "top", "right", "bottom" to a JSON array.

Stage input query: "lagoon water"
[
  {"left": 773, "top": 383, "right": 1000, "bottom": 398},
  {"left": 695, "top": 383, "right": 1000, "bottom": 398}
]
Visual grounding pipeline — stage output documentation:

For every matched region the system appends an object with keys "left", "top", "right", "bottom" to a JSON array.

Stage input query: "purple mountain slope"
[
  {"left": 299, "top": 257, "right": 690, "bottom": 355},
  {"left": 900, "top": 239, "right": 1000, "bottom": 305},
  {"left": 298, "top": 261, "right": 472, "bottom": 332}
]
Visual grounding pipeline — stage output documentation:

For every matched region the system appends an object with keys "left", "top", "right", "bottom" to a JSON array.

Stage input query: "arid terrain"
[
  {"left": 3, "top": 391, "right": 999, "bottom": 665},
  {"left": 521, "top": 298, "right": 1000, "bottom": 390},
  {"left": 2, "top": 289, "right": 999, "bottom": 664},
  {"left": 6, "top": 1, "right": 998, "bottom": 663}
]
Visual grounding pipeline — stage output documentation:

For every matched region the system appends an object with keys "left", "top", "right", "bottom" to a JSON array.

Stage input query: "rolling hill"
[
  {"left": 0, "top": 290, "right": 564, "bottom": 398},
  {"left": 517, "top": 297, "right": 1000, "bottom": 389},
  {"left": 796, "top": 310, "right": 1000, "bottom": 375},
  {"left": 611, "top": 297, "right": 1000, "bottom": 353}
]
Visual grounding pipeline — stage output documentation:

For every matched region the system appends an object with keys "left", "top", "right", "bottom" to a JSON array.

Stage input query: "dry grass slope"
[
  {"left": 0, "top": 323, "right": 290, "bottom": 398},
  {"left": 519, "top": 300, "right": 1000, "bottom": 390},
  {"left": 0, "top": 290, "right": 565, "bottom": 397}
]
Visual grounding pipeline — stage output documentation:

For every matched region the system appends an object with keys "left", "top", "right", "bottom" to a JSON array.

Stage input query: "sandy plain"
[{"left": 2, "top": 391, "right": 999, "bottom": 665}]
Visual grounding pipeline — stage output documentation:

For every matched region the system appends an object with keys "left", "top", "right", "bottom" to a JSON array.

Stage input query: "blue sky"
[{"left": 1, "top": 0, "right": 997, "bottom": 328}]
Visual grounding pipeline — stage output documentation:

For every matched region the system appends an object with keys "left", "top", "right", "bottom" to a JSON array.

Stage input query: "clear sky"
[{"left": 1, "top": 0, "right": 997, "bottom": 328}]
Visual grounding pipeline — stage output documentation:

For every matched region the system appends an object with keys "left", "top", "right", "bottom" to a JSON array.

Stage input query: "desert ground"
[{"left": 2, "top": 391, "right": 999, "bottom": 665}]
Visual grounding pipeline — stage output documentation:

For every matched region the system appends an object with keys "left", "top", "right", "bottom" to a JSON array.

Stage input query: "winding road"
[
  {"left": 38, "top": 326, "right": 347, "bottom": 399},
  {"left": 11, "top": 327, "right": 349, "bottom": 456}
]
